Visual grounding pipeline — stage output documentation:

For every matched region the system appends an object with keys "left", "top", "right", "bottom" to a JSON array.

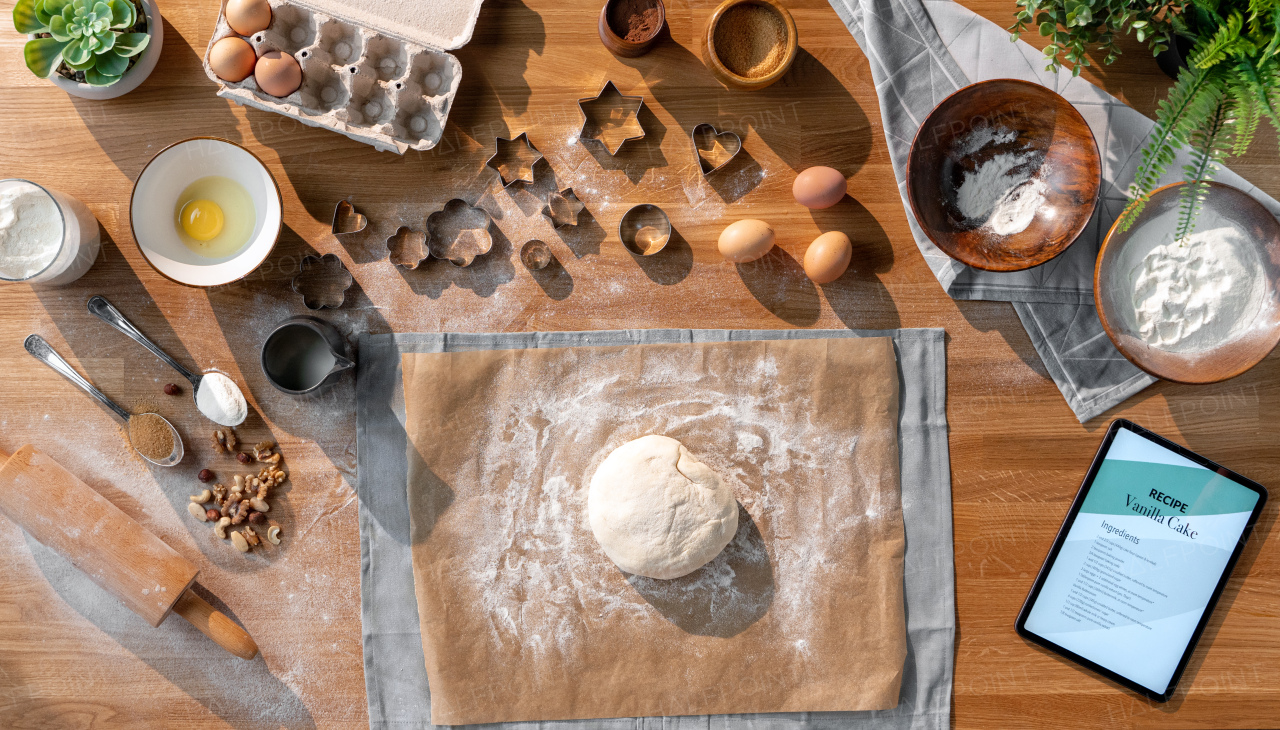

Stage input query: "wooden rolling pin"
[{"left": 0, "top": 444, "right": 258, "bottom": 660}]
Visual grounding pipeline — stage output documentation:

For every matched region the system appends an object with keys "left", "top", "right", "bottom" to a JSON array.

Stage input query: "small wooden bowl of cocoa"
[
  {"left": 599, "top": 0, "right": 666, "bottom": 58},
  {"left": 701, "top": 0, "right": 798, "bottom": 90}
]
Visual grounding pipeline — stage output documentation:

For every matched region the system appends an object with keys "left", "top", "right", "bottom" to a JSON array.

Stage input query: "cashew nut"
[
  {"left": 266, "top": 526, "right": 281, "bottom": 545},
  {"left": 249, "top": 497, "right": 270, "bottom": 513},
  {"left": 187, "top": 502, "right": 209, "bottom": 522},
  {"left": 214, "top": 516, "right": 231, "bottom": 539},
  {"left": 231, "top": 530, "right": 250, "bottom": 552},
  {"left": 190, "top": 489, "right": 211, "bottom": 504}
]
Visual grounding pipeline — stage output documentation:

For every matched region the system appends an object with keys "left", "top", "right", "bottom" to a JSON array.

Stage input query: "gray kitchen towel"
[
  {"left": 828, "top": 0, "right": 1277, "bottom": 420},
  {"left": 357, "top": 328, "right": 952, "bottom": 730}
]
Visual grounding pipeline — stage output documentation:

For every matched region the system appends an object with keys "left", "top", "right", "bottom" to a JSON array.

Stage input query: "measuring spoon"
[
  {"left": 87, "top": 296, "right": 247, "bottom": 427},
  {"left": 25, "top": 335, "right": 184, "bottom": 467}
]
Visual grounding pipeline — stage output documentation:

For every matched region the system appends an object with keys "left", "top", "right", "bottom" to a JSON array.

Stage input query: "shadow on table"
[
  {"left": 815, "top": 195, "right": 900, "bottom": 331},
  {"left": 626, "top": 504, "right": 773, "bottom": 638},
  {"left": 22, "top": 536, "right": 315, "bottom": 729}
]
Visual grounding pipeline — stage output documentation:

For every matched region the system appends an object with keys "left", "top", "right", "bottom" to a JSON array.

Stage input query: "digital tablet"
[{"left": 1015, "top": 419, "right": 1268, "bottom": 701}]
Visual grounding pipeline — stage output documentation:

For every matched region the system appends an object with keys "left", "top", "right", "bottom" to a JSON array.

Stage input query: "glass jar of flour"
[{"left": 0, "top": 179, "right": 101, "bottom": 286}]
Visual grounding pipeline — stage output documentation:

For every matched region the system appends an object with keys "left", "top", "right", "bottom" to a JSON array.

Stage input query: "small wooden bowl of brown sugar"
[
  {"left": 701, "top": 0, "right": 798, "bottom": 90},
  {"left": 599, "top": 0, "right": 666, "bottom": 57}
]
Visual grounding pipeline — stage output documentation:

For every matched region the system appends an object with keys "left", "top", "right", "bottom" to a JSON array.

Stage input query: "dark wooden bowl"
[
  {"left": 905, "top": 79, "right": 1101, "bottom": 271},
  {"left": 1095, "top": 181, "right": 1280, "bottom": 384}
]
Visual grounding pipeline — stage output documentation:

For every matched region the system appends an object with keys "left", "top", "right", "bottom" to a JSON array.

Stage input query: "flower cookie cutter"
[
  {"left": 387, "top": 226, "right": 429, "bottom": 269},
  {"left": 292, "top": 253, "right": 353, "bottom": 309},
  {"left": 427, "top": 199, "right": 493, "bottom": 266}
]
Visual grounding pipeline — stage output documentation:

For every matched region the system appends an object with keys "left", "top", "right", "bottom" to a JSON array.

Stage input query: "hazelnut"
[
  {"left": 164, "top": 383, "right": 181, "bottom": 396},
  {"left": 236, "top": 452, "right": 251, "bottom": 464},
  {"left": 206, "top": 508, "right": 220, "bottom": 521},
  {"left": 249, "top": 511, "right": 267, "bottom": 525},
  {"left": 198, "top": 468, "right": 214, "bottom": 482}
]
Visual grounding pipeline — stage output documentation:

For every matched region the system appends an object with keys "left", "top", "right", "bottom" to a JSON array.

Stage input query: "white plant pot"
[{"left": 41, "top": 0, "right": 163, "bottom": 100}]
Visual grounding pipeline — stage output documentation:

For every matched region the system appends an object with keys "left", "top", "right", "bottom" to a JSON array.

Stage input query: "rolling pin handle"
[{"left": 173, "top": 589, "right": 260, "bottom": 660}]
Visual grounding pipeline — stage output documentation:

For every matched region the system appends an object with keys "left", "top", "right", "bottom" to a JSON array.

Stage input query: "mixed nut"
[{"left": 189, "top": 427, "right": 285, "bottom": 554}]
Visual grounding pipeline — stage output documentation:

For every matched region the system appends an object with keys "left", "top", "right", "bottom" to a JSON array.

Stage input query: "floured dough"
[{"left": 587, "top": 435, "right": 738, "bottom": 580}]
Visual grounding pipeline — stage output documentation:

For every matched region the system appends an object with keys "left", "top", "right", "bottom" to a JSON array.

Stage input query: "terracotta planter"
[{"left": 37, "top": 0, "right": 163, "bottom": 100}]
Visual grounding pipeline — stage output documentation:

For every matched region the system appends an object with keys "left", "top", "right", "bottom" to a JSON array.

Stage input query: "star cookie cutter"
[
  {"left": 292, "top": 253, "right": 353, "bottom": 309},
  {"left": 577, "top": 80, "right": 646, "bottom": 155},
  {"left": 691, "top": 123, "right": 743, "bottom": 175},
  {"left": 427, "top": 199, "right": 493, "bottom": 267},
  {"left": 541, "top": 187, "right": 586, "bottom": 228},
  {"left": 331, "top": 200, "right": 368, "bottom": 235},
  {"left": 485, "top": 133, "right": 543, "bottom": 187},
  {"left": 387, "top": 226, "right": 429, "bottom": 269}
]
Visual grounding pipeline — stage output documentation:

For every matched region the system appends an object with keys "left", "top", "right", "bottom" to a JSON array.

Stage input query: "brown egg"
[
  {"left": 792, "top": 166, "right": 847, "bottom": 209},
  {"left": 255, "top": 51, "right": 302, "bottom": 97},
  {"left": 803, "top": 231, "right": 852, "bottom": 283},
  {"left": 225, "top": 0, "right": 272, "bottom": 36},
  {"left": 718, "top": 219, "right": 775, "bottom": 263},
  {"left": 209, "top": 36, "right": 256, "bottom": 82}
]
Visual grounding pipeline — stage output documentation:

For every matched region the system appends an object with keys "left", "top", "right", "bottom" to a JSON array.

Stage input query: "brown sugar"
[
  {"left": 129, "top": 413, "right": 175, "bottom": 461},
  {"left": 713, "top": 3, "right": 787, "bottom": 78},
  {"left": 607, "top": 0, "right": 662, "bottom": 43}
]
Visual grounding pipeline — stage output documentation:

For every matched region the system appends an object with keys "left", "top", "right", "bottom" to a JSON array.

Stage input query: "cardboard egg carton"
[{"left": 203, "top": 0, "right": 483, "bottom": 154}]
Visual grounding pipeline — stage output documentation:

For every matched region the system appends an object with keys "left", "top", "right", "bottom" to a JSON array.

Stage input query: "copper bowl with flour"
[
  {"left": 1095, "top": 181, "right": 1280, "bottom": 384},
  {"left": 906, "top": 79, "right": 1101, "bottom": 271}
]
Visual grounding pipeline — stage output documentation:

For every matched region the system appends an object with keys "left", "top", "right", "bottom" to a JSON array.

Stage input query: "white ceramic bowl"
[{"left": 130, "top": 138, "right": 282, "bottom": 287}]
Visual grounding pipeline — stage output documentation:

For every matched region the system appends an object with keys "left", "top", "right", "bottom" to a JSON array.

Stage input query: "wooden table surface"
[{"left": 1, "top": 0, "right": 1278, "bottom": 727}]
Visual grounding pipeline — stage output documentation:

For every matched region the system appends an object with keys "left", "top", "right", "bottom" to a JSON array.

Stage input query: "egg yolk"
[{"left": 180, "top": 199, "right": 225, "bottom": 242}]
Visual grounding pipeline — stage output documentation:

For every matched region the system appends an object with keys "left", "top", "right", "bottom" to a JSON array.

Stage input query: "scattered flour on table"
[
  {"left": 1125, "top": 207, "right": 1266, "bottom": 353},
  {"left": 951, "top": 126, "right": 1046, "bottom": 237}
]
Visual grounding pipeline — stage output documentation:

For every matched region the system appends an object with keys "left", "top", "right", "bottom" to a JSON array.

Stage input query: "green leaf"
[
  {"left": 94, "top": 28, "right": 113, "bottom": 52},
  {"left": 22, "top": 36, "right": 65, "bottom": 76},
  {"left": 84, "top": 65, "right": 121, "bottom": 85},
  {"left": 112, "top": 30, "right": 147, "bottom": 56},
  {"left": 93, "top": 46, "right": 127, "bottom": 74},
  {"left": 1176, "top": 93, "right": 1232, "bottom": 240},
  {"left": 47, "top": 13, "right": 69, "bottom": 39},
  {"left": 62, "top": 35, "right": 91, "bottom": 64},
  {"left": 106, "top": 0, "right": 132, "bottom": 28},
  {"left": 82, "top": 33, "right": 98, "bottom": 51},
  {"left": 35, "top": 0, "right": 71, "bottom": 27},
  {"left": 13, "top": 0, "right": 46, "bottom": 33},
  {"left": 1039, "top": 21, "right": 1055, "bottom": 35}
]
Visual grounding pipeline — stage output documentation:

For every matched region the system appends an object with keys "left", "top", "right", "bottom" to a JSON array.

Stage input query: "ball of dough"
[{"left": 588, "top": 435, "right": 738, "bottom": 580}]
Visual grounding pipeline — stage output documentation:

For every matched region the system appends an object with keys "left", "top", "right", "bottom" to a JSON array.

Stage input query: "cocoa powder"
[{"left": 607, "top": 0, "right": 662, "bottom": 43}]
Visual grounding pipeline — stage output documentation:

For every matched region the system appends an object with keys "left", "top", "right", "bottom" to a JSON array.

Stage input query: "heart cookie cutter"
[
  {"left": 691, "top": 123, "right": 742, "bottom": 175},
  {"left": 427, "top": 199, "right": 493, "bottom": 266},
  {"left": 485, "top": 133, "right": 543, "bottom": 187},
  {"left": 577, "top": 80, "right": 646, "bottom": 155},
  {"left": 331, "top": 200, "right": 368, "bottom": 235},
  {"left": 292, "top": 253, "right": 353, "bottom": 309}
]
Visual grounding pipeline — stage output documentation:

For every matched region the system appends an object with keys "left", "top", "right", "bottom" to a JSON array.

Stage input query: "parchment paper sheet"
[{"left": 401, "top": 338, "right": 907, "bottom": 725}]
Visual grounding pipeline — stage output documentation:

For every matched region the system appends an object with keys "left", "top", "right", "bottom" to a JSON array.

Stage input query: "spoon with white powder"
[{"left": 87, "top": 296, "right": 248, "bottom": 427}]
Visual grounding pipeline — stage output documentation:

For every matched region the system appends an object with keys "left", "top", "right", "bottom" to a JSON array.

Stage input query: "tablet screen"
[{"left": 1021, "top": 424, "right": 1263, "bottom": 696}]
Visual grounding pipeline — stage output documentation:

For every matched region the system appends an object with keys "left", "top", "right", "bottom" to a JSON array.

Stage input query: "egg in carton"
[{"left": 202, "top": 0, "right": 480, "bottom": 154}]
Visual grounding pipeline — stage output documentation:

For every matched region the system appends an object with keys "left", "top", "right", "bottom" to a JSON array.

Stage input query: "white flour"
[
  {"left": 1127, "top": 208, "right": 1265, "bottom": 353},
  {"left": 0, "top": 180, "right": 61, "bottom": 280},
  {"left": 951, "top": 127, "right": 1044, "bottom": 236},
  {"left": 196, "top": 371, "right": 248, "bottom": 426}
]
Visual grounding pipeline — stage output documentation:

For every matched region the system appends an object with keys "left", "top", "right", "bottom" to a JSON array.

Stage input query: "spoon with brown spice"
[{"left": 24, "top": 335, "right": 184, "bottom": 467}]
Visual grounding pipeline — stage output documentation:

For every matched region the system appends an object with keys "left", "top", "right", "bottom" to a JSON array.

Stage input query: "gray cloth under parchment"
[
  {"left": 828, "top": 0, "right": 1278, "bottom": 420},
  {"left": 357, "top": 329, "right": 952, "bottom": 730}
]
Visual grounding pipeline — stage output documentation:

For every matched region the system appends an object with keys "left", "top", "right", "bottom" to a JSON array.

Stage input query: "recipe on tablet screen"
[{"left": 1024, "top": 428, "right": 1261, "bottom": 694}]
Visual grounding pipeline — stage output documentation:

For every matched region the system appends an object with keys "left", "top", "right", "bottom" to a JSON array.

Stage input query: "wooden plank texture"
[{"left": 0, "top": 0, "right": 1278, "bottom": 727}]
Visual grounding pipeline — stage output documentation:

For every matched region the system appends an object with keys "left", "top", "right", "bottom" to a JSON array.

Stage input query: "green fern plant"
[
  {"left": 12, "top": 0, "right": 150, "bottom": 87},
  {"left": 1013, "top": 0, "right": 1280, "bottom": 239}
]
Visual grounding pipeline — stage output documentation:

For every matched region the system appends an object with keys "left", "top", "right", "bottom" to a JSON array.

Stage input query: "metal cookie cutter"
[
  {"left": 387, "top": 227, "right": 429, "bottom": 269},
  {"left": 521, "top": 240, "right": 553, "bottom": 270},
  {"left": 541, "top": 187, "right": 586, "bottom": 228},
  {"left": 619, "top": 204, "right": 671, "bottom": 256},
  {"left": 577, "top": 80, "right": 646, "bottom": 155},
  {"left": 331, "top": 200, "right": 368, "bottom": 235},
  {"left": 428, "top": 199, "right": 493, "bottom": 267},
  {"left": 691, "top": 123, "right": 742, "bottom": 175},
  {"left": 292, "top": 253, "right": 354, "bottom": 309},
  {"left": 485, "top": 133, "right": 543, "bottom": 187}
]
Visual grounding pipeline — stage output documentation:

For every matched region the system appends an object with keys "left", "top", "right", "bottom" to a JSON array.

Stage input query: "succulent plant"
[{"left": 13, "top": 0, "right": 150, "bottom": 86}]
